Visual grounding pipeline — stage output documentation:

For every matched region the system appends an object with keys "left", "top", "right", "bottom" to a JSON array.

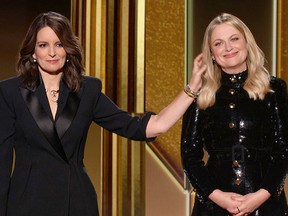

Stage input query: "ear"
[
  {"left": 32, "top": 53, "right": 36, "bottom": 59},
  {"left": 210, "top": 50, "right": 215, "bottom": 60}
]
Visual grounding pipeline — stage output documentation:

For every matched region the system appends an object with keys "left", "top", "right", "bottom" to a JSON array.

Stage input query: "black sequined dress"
[{"left": 181, "top": 70, "right": 288, "bottom": 216}]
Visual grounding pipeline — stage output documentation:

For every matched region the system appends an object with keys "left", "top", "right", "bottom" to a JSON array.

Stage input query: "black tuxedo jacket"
[{"left": 0, "top": 76, "right": 153, "bottom": 216}]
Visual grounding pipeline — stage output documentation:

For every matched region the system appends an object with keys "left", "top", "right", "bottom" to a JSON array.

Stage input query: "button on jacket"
[
  {"left": 181, "top": 71, "right": 288, "bottom": 216},
  {"left": 0, "top": 76, "right": 153, "bottom": 216}
]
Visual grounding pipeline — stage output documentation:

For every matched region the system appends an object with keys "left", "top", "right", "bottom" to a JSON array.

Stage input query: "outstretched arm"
[{"left": 146, "top": 53, "right": 206, "bottom": 138}]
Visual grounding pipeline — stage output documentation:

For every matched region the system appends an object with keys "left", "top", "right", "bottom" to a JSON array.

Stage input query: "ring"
[{"left": 237, "top": 207, "right": 241, "bottom": 213}]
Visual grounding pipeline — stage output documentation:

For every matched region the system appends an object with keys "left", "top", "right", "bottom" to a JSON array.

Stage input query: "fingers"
[
  {"left": 231, "top": 194, "right": 245, "bottom": 201},
  {"left": 188, "top": 53, "right": 206, "bottom": 91},
  {"left": 232, "top": 206, "right": 252, "bottom": 216},
  {"left": 227, "top": 206, "right": 242, "bottom": 215},
  {"left": 193, "top": 53, "right": 206, "bottom": 72}
]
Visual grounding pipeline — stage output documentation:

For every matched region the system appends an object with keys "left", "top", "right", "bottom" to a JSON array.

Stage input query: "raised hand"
[{"left": 187, "top": 53, "right": 207, "bottom": 93}]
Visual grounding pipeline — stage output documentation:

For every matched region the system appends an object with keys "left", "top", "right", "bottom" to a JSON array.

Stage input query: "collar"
[{"left": 221, "top": 70, "right": 248, "bottom": 86}]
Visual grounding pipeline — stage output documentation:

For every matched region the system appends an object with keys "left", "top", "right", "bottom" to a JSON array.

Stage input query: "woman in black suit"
[{"left": 0, "top": 12, "right": 205, "bottom": 216}]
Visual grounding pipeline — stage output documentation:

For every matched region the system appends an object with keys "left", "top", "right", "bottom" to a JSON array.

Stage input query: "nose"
[
  {"left": 49, "top": 47, "right": 56, "bottom": 57},
  {"left": 225, "top": 42, "right": 232, "bottom": 51}
]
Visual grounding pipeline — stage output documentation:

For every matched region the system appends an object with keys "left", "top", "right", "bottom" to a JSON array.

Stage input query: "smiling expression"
[
  {"left": 33, "top": 26, "right": 67, "bottom": 75},
  {"left": 210, "top": 23, "right": 248, "bottom": 74}
]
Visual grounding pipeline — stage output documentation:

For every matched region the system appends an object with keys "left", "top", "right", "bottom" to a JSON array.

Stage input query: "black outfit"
[
  {"left": 181, "top": 71, "right": 288, "bottom": 216},
  {"left": 0, "top": 76, "right": 154, "bottom": 216}
]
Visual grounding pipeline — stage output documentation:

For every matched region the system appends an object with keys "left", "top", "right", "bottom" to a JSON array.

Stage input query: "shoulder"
[
  {"left": 81, "top": 76, "right": 103, "bottom": 94},
  {"left": 0, "top": 76, "right": 22, "bottom": 87},
  {"left": 270, "top": 76, "right": 287, "bottom": 92},
  {"left": 268, "top": 76, "right": 288, "bottom": 101},
  {"left": 0, "top": 77, "right": 23, "bottom": 104},
  {"left": 82, "top": 76, "right": 102, "bottom": 87},
  {"left": 0, "top": 76, "right": 22, "bottom": 93}
]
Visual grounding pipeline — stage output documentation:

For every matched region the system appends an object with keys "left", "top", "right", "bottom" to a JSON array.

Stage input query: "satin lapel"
[
  {"left": 55, "top": 82, "right": 81, "bottom": 139},
  {"left": 20, "top": 85, "right": 68, "bottom": 163}
]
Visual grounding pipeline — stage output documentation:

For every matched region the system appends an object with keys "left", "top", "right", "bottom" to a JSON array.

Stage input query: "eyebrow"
[{"left": 36, "top": 40, "right": 61, "bottom": 44}]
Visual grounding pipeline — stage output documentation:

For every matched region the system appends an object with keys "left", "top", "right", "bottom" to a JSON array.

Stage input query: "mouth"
[
  {"left": 224, "top": 51, "right": 238, "bottom": 58},
  {"left": 47, "top": 60, "right": 59, "bottom": 64}
]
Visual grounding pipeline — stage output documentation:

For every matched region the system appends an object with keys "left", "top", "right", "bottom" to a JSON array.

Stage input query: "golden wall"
[
  {"left": 278, "top": 0, "right": 288, "bottom": 203},
  {"left": 278, "top": 0, "right": 288, "bottom": 82},
  {"left": 145, "top": 0, "right": 186, "bottom": 184}
]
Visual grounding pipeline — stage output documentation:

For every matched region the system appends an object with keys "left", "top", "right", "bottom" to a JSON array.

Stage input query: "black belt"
[{"left": 208, "top": 145, "right": 271, "bottom": 163}]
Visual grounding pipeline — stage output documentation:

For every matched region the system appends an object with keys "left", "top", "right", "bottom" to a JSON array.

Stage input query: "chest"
[{"left": 199, "top": 87, "right": 274, "bottom": 147}]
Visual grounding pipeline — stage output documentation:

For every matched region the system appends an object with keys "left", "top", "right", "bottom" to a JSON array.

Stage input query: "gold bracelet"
[{"left": 184, "top": 85, "right": 200, "bottom": 99}]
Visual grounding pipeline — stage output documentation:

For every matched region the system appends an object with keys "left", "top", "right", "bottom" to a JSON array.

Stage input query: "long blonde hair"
[{"left": 197, "top": 13, "right": 271, "bottom": 110}]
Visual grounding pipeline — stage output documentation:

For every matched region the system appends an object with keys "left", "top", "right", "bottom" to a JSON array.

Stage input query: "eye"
[
  {"left": 214, "top": 41, "right": 223, "bottom": 47},
  {"left": 38, "top": 43, "right": 47, "bottom": 48},
  {"left": 56, "top": 42, "right": 63, "bottom": 47},
  {"left": 231, "top": 37, "right": 239, "bottom": 41}
]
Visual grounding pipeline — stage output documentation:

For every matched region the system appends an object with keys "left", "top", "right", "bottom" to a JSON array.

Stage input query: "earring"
[
  {"left": 33, "top": 59, "right": 37, "bottom": 63},
  {"left": 66, "top": 59, "right": 69, "bottom": 62}
]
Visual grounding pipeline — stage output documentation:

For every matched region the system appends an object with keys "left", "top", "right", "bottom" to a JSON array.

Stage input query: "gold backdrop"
[
  {"left": 278, "top": 0, "right": 288, "bottom": 202},
  {"left": 278, "top": 0, "right": 288, "bottom": 82},
  {"left": 145, "top": 0, "right": 186, "bottom": 184}
]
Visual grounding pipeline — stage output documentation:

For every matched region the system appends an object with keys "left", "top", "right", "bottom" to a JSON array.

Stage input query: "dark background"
[
  {"left": 190, "top": 0, "right": 274, "bottom": 72},
  {"left": 0, "top": 0, "right": 70, "bottom": 80}
]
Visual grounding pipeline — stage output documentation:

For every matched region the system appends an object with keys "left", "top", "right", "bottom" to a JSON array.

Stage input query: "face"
[
  {"left": 210, "top": 23, "right": 248, "bottom": 74},
  {"left": 33, "top": 26, "right": 67, "bottom": 75}
]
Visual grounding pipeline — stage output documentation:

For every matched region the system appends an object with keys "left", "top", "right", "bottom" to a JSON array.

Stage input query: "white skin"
[
  {"left": 210, "top": 23, "right": 248, "bottom": 74},
  {"left": 208, "top": 23, "right": 271, "bottom": 216},
  {"left": 32, "top": 27, "right": 207, "bottom": 138},
  {"left": 33, "top": 26, "right": 66, "bottom": 119}
]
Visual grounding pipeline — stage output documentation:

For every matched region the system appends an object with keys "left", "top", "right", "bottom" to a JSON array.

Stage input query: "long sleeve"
[
  {"left": 0, "top": 84, "right": 15, "bottom": 216},
  {"left": 85, "top": 77, "right": 155, "bottom": 142},
  {"left": 93, "top": 92, "right": 154, "bottom": 141},
  {"left": 261, "top": 78, "right": 288, "bottom": 197},
  {"left": 180, "top": 102, "right": 217, "bottom": 204}
]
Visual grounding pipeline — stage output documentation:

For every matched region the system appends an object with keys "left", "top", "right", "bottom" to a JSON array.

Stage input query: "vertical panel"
[
  {"left": 135, "top": 0, "right": 145, "bottom": 113},
  {"left": 145, "top": 0, "right": 186, "bottom": 184},
  {"left": 278, "top": 0, "right": 288, "bottom": 82},
  {"left": 277, "top": 0, "right": 288, "bottom": 199},
  {"left": 132, "top": 1, "right": 146, "bottom": 216},
  {"left": 116, "top": 1, "right": 130, "bottom": 215}
]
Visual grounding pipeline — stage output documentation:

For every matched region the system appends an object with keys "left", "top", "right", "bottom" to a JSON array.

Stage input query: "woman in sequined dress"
[{"left": 181, "top": 13, "right": 288, "bottom": 216}]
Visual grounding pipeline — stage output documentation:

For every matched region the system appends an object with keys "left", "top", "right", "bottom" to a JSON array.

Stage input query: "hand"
[
  {"left": 231, "top": 189, "right": 270, "bottom": 216},
  {"left": 208, "top": 189, "right": 243, "bottom": 214},
  {"left": 188, "top": 53, "right": 207, "bottom": 92},
  {"left": 145, "top": 54, "right": 206, "bottom": 138}
]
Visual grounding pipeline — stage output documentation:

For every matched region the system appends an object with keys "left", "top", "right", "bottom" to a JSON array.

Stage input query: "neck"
[
  {"left": 221, "top": 64, "right": 247, "bottom": 74},
  {"left": 40, "top": 71, "right": 62, "bottom": 91}
]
